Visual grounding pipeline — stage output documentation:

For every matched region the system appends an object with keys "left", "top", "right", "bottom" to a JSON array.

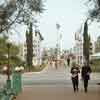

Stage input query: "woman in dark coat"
[{"left": 81, "top": 63, "right": 92, "bottom": 93}]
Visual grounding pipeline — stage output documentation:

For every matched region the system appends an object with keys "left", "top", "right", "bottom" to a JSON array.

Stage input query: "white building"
[
  {"left": 75, "top": 40, "right": 83, "bottom": 65},
  {"left": 32, "top": 30, "right": 43, "bottom": 65},
  {"left": 73, "top": 32, "right": 94, "bottom": 65},
  {"left": 72, "top": 32, "right": 84, "bottom": 65},
  {"left": 22, "top": 30, "right": 44, "bottom": 66}
]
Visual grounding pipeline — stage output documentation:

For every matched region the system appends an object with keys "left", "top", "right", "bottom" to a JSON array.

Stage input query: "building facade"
[
  {"left": 95, "top": 36, "right": 100, "bottom": 53},
  {"left": 72, "top": 42, "right": 83, "bottom": 65},
  {"left": 72, "top": 32, "right": 94, "bottom": 65},
  {"left": 72, "top": 32, "right": 84, "bottom": 65},
  {"left": 23, "top": 30, "right": 43, "bottom": 66},
  {"left": 32, "top": 30, "right": 43, "bottom": 65}
]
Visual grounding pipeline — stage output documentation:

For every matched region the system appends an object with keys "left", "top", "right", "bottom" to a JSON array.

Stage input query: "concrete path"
[
  {"left": 16, "top": 65, "right": 100, "bottom": 100},
  {"left": 0, "top": 65, "right": 100, "bottom": 87},
  {"left": 16, "top": 85, "right": 100, "bottom": 100}
]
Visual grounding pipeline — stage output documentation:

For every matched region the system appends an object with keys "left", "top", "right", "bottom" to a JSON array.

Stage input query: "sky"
[
  {"left": 39, "top": 0, "right": 87, "bottom": 49},
  {"left": 10, "top": 0, "right": 100, "bottom": 49},
  {"left": 38, "top": 0, "right": 100, "bottom": 49}
]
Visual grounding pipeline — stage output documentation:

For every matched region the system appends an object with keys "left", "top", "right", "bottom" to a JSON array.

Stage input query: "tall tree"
[
  {"left": 26, "top": 22, "right": 33, "bottom": 71},
  {"left": 87, "top": 0, "right": 100, "bottom": 21},
  {"left": 0, "top": 35, "right": 22, "bottom": 68},
  {"left": 83, "top": 20, "right": 90, "bottom": 65},
  {"left": 0, "top": 0, "right": 44, "bottom": 33}
]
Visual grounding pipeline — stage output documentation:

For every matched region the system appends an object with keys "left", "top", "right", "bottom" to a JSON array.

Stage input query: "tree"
[
  {"left": 86, "top": 0, "right": 100, "bottom": 21},
  {"left": 0, "top": 35, "right": 22, "bottom": 69},
  {"left": 83, "top": 20, "right": 90, "bottom": 65},
  {"left": 0, "top": 0, "right": 44, "bottom": 33},
  {"left": 26, "top": 22, "right": 33, "bottom": 71},
  {"left": 42, "top": 49, "right": 48, "bottom": 63}
]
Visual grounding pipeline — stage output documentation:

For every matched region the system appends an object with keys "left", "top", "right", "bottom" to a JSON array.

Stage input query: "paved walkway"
[
  {"left": 16, "top": 65, "right": 100, "bottom": 100},
  {"left": 16, "top": 85, "right": 100, "bottom": 100}
]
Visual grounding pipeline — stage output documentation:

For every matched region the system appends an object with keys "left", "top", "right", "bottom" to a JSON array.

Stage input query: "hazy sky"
[
  {"left": 38, "top": 0, "right": 100, "bottom": 49},
  {"left": 11, "top": 0, "right": 100, "bottom": 49}
]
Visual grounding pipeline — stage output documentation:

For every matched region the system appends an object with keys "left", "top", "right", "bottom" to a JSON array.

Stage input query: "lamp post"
[
  {"left": 2, "top": 42, "right": 11, "bottom": 89},
  {"left": 7, "top": 43, "right": 10, "bottom": 80},
  {"left": 6, "top": 42, "right": 11, "bottom": 89}
]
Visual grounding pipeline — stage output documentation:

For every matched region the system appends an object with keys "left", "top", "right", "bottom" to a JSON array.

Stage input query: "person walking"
[
  {"left": 81, "top": 62, "right": 92, "bottom": 93},
  {"left": 70, "top": 62, "right": 80, "bottom": 92},
  {"left": 67, "top": 57, "right": 70, "bottom": 66}
]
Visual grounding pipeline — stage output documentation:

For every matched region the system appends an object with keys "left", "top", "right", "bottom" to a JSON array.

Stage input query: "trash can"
[{"left": 12, "top": 71, "right": 22, "bottom": 95}]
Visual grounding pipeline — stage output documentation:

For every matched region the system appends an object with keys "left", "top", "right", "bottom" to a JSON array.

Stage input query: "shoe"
[
  {"left": 84, "top": 88, "right": 87, "bottom": 93},
  {"left": 74, "top": 88, "right": 76, "bottom": 93}
]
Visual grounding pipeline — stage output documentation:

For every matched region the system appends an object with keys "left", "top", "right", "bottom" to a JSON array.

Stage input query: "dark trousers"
[
  {"left": 83, "top": 79, "right": 88, "bottom": 92},
  {"left": 67, "top": 61, "right": 70, "bottom": 66},
  {"left": 72, "top": 77, "right": 79, "bottom": 92}
]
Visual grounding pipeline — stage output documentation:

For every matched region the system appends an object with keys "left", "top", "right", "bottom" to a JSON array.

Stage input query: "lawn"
[
  {"left": 22, "top": 63, "right": 48, "bottom": 72},
  {"left": 91, "top": 59, "right": 100, "bottom": 72},
  {"left": 32, "top": 63, "right": 47, "bottom": 72}
]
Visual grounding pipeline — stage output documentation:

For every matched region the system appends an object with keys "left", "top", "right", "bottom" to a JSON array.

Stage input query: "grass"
[
  {"left": 91, "top": 59, "right": 100, "bottom": 72},
  {"left": 91, "top": 65, "right": 100, "bottom": 72},
  {"left": 21, "top": 63, "right": 48, "bottom": 72},
  {"left": 32, "top": 64, "right": 47, "bottom": 72}
]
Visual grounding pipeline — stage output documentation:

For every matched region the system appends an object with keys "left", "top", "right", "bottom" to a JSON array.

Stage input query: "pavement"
[
  {"left": 15, "top": 85, "right": 100, "bottom": 100},
  {"left": 21, "top": 65, "right": 100, "bottom": 86},
  {"left": 15, "top": 65, "right": 100, "bottom": 100},
  {"left": 0, "top": 65, "right": 100, "bottom": 100},
  {"left": 0, "top": 65, "right": 100, "bottom": 85}
]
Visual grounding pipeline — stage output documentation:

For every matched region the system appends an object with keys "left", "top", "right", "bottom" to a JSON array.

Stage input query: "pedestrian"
[
  {"left": 81, "top": 62, "right": 92, "bottom": 93},
  {"left": 70, "top": 62, "right": 80, "bottom": 92},
  {"left": 67, "top": 57, "right": 70, "bottom": 66}
]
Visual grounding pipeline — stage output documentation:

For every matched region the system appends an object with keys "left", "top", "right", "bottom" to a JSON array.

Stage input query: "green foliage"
[
  {"left": 28, "top": 63, "right": 47, "bottom": 72},
  {"left": 26, "top": 22, "right": 33, "bottom": 71},
  {"left": 91, "top": 59, "right": 100, "bottom": 72},
  {"left": 87, "top": 0, "right": 100, "bottom": 21},
  {"left": 0, "top": 0, "right": 45, "bottom": 32},
  {"left": 83, "top": 20, "right": 90, "bottom": 64},
  {"left": 42, "top": 50, "right": 48, "bottom": 61},
  {"left": 0, "top": 36, "right": 22, "bottom": 67}
]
